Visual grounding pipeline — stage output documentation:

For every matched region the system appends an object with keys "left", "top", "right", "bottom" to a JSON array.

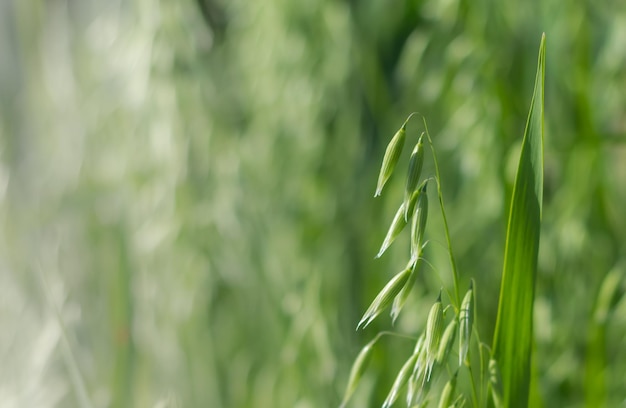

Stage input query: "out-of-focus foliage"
[{"left": 0, "top": 0, "right": 624, "bottom": 407}]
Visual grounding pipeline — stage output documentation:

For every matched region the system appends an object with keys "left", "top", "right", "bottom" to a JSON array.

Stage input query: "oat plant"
[{"left": 341, "top": 34, "right": 545, "bottom": 408}]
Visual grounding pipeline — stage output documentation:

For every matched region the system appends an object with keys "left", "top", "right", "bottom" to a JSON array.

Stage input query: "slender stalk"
[
  {"left": 420, "top": 256, "right": 455, "bottom": 307},
  {"left": 422, "top": 118, "right": 461, "bottom": 308},
  {"left": 479, "top": 343, "right": 490, "bottom": 408},
  {"left": 372, "top": 331, "right": 421, "bottom": 343},
  {"left": 468, "top": 361, "right": 480, "bottom": 408},
  {"left": 471, "top": 281, "right": 487, "bottom": 408}
]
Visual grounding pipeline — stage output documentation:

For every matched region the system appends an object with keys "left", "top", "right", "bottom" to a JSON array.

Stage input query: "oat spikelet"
[
  {"left": 375, "top": 120, "right": 408, "bottom": 197},
  {"left": 424, "top": 291, "right": 443, "bottom": 380},
  {"left": 340, "top": 339, "right": 377, "bottom": 407},
  {"left": 459, "top": 281, "right": 474, "bottom": 366},
  {"left": 410, "top": 181, "right": 429, "bottom": 262},
  {"left": 404, "top": 133, "right": 425, "bottom": 220},
  {"left": 357, "top": 265, "right": 413, "bottom": 330}
]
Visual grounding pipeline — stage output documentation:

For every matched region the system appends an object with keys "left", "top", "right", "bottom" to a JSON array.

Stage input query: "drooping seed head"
[
  {"left": 413, "top": 363, "right": 434, "bottom": 406},
  {"left": 382, "top": 352, "right": 420, "bottom": 408},
  {"left": 404, "top": 133, "right": 425, "bottom": 220},
  {"left": 407, "top": 334, "right": 426, "bottom": 407},
  {"left": 437, "top": 371, "right": 458, "bottom": 408},
  {"left": 340, "top": 338, "right": 377, "bottom": 408},
  {"left": 407, "top": 366, "right": 426, "bottom": 407},
  {"left": 424, "top": 291, "right": 443, "bottom": 380},
  {"left": 410, "top": 181, "right": 429, "bottom": 262},
  {"left": 376, "top": 190, "right": 419, "bottom": 258},
  {"left": 437, "top": 318, "right": 458, "bottom": 365},
  {"left": 357, "top": 265, "right": 413, "bottom": 330},
  {"left": 459, "top": 281, "right": 474, "bottom": 366},
  {"left": 375, "top": 121, "right": 407, "bottom": 197},
  {"left": 390, "top": 257, "right": 422, "bottom": 323},
  {"left": 406, "top": 371, "right": 418, "bottom": 407}
]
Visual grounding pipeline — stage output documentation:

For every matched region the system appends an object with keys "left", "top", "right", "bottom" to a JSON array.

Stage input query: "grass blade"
[
  {"left": 491, "top": 33, "right": 545, "bottom": 408},
  {"left": 584, "top": 265, "right": 623, "bottom": 407}
]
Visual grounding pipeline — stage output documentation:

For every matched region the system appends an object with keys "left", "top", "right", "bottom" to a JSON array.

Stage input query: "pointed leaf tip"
[{"left": 491, "top": 34, "right": 545, "bottom": 408}]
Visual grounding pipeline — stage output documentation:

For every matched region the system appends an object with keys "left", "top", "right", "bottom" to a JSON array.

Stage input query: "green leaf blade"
[{"left": 491, "top": 33, "right": 545, "bottom": 408}]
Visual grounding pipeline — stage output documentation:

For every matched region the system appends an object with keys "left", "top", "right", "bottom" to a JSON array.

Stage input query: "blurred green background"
[{"left": 1, "top": 0, "right": 625, "bottom": 407}]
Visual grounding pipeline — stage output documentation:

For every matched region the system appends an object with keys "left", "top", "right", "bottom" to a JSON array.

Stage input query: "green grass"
[
  {"left": 342, "top": 34, "right": 547, "bottom": 408},
  {"left": 491, "top": 33, "right": 545, "bottom": 408}
]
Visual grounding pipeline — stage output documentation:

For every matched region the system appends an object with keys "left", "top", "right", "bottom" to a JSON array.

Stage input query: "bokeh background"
[{"left": 1, "top": 0, "right": 625, "bottom": 407}]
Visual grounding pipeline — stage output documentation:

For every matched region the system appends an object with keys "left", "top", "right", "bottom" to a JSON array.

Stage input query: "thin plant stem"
[
  {"left": 422, "top": 118, "right": 461, "bottom": 308},
  {"left": 468, "top": 362, "right": 480, "bottom": 408},
  {"left": 373, "top": 331, "right": 421, "bottom": 343},
  {"left": 419, "top": 255, "right": 455, "bottom": 306},
  {"left": 479, "top": 342, "right": 492, "bottom": 408},
  {"left": 470, "top": 279, "right": 487, "bottom": 408}
]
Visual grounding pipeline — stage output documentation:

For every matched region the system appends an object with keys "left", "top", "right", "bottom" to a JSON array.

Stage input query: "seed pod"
[
  {"left": 438, "top": 371, "right": 458, "bottom": 408},
  {"left": 459, "top": 281, "right": 474, "bottom": 366},
  {"left": 376, "top": 189, "right": 420, "bottom": 258},
  {"left": 390, "top": 257, "right": 422, "bottom": 323},
  {"left": 382, "top": 352, "right": 420, "bottom": 408},
  {"left": 424, "top": 291, "right": 443, "bottom": 380},
  {"left": 410, "top": 181, "right": 429, "bottom": 262},
  {"left": 489, "top": 358, "right": 504, "bottom": 408},
  {"left": 357, "top": 266, "right": 413, "bottom": 330},
  {"left": 340, "top": 338, "right": 377, "bottom": 408},
  {"left": 404, "top": 133, "right": 425, "bottom": 220},
  {"left": 375, "top": 120, "right": 408, "bottom": 197},
  {"left": 437, "top": 318, "right": 458, "bottom": 365}
]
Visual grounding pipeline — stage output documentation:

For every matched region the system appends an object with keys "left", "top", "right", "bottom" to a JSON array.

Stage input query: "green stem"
[
  {"left": 470, "top": 280, "right": 487, "bottom": 408},
  {"left": 419, "top": 252, "right": 455, "bottom": 307},
  {"left": 468, "top": 363, "right": 480, "bottom": 408},
  {"left": 422, "top": 118, "right": 461, "bottom": 308},
  {"left": 478, "top": 343, "right": 486, "bottom": 408},
  {"left": 372, "top": 331, "right": 421, "bottom": 343}
]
